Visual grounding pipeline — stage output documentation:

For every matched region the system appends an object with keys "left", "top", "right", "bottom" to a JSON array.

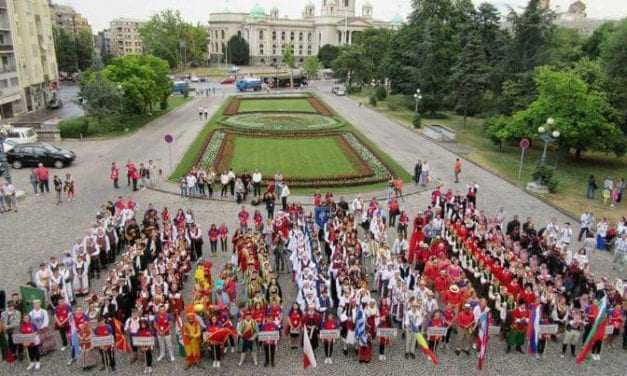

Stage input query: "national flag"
[
  {"left": 477, "top": 311, "right": 490, "bottom": 370},
  {"left": 113, "top": 318, "right": 131, "bottom": 352},
  {"left": 415, "top": 332, "right": 438, "bottom": 365},
  {"left": 205, "top": 327, "right": 237, "bottom": 344},
  {"left": 303, "top": 327, "right": 317, "bottom": 369},
  {"left": 527, "top": 304, "right": 541, "bottom": 355},
  {"left": 576, "top": 297, "right": 609, "bottom": 364},
  {"left": 355, "top": 307, "right": 368, "bottom": 346}
]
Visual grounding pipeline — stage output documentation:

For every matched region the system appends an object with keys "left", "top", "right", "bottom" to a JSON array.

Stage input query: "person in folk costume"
[
  {"left": 67, "top": 306, "right": 88, "bottom": 365},
  {"left": 584, "top": 291, "right": 610, "bottom": 361},
  {"left": 137, "top": 319, "right": 154, "bottom": 374},
  {"left": 77, "top": 321, "right": 93, "bottom": 370},
  {"left": 20, "top": 314, "right": 42, "bottom": 371},
  {"left": 442, "top": 302, "right": 457, "bottom": 348},
  {"left": 562, "top": 307, "right": 583, "bottom": 357},
  {"left": 303, "top": 304, "right": 322, "bottom": 351},
  {"left": 427, "top": 309, "right": 446, "bottom": 352},
  {"left": 237, "top": 311, "right": 259, "bottom": 366},
  {"left": 321, "top": 311, "right": 339, "bottom": 364},
  {"left": 377, "top": 306, "right": 393, "bottom": 361},
  {"left": 261, "top": 313, "right": 279, "bottom": 367},
  {"left": 607, "top": 301, "right": 624, "bottom": 347},
  {"left": 206, "top": 314, "right": 223, "bottom": 368},
  {"left": 507, "top": 299, "right": 529, "bottom": 353},
  {"left": 357, "top": 299, "right": 373, "bottom": 363},
  {"left": 29, "top": 300, "right": 54, "bottom": 354},
  {"left": 94, "top": 227, "right": 111, "bottom": 270},
  {"left": 286, "top": 302, "right": 303, "bottom": 349},
  {"left": 153, "top": 304, "right": 175, "bottom": 362},
  {"left": 34, "top": 263, "right": 51, "bottom": 303},
  {"left": 94, "top": 316, "right": 116, "bottom": 371},
  {"left": 124, "top": 309, "right": 142, "bottom": 363},
  {"left": 188, "top": 223, "right": 203, "bottom": 261},
  {"left": 54, "top": 296, "right": 71, "bottom": 351},
  {"left": 455, "top": 303, "right": 475, "bottom": 356},
  {"left": 536, "top": 305, "right": 553, "bottom": 359},
  {"left": 105, "top": 223, "right": 119, "bottom": 261}
]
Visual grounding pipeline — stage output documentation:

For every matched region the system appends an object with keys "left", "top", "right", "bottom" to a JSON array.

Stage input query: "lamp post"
[
  {"left": 413, "top": 88, "right": 422, "bottom": 113},
  {"left": 538, "top": 117, "right": 560, "bottom": 168}
]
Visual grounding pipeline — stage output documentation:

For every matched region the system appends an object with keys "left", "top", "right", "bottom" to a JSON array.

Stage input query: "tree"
[
  {"left": 582, "top": 21, "right": 616, "bottom": 59},
  {"left": 451, "top": 30, "right": 489, "bottom": 125},
  {"left": 78, "top": 72, "right": 123, "bottom": 123},
  {"left": 282, "top": 43, "right": 295, "bottom": 88},
  {"left": 332, "top": 45, "right": 368, "bottom": 90},
  {"left": 139, "top": 9, "right": 208, "bottom": 69},
  {"left": 546, "top": 27, "right": 584, "bottom": 69},
  {"left": 303, "top": 56, "right": 320, "bottom": 79},
  {"left": 76, "top": 29, "right": 95, "bottom": 71},
  {"left": 53, "top": 27, "right": 77, "bottom": 73},
  {"left": 351, "top": 28, "right": 393, "bottom": 83},
  {"left": 98, "top": 55, "right": 172, "bottom": 114},
  {"left": 600, "top": 19, "right": 627, "bottom": 134},
  {"left": 317, "top": 44, "right": 339, "bottom": 68},
  {"left": 226, "top": 35, "right": 250, "bottom": 65},
  {"left": 487, "top": 67, "right": 623, "bottom": 157}
]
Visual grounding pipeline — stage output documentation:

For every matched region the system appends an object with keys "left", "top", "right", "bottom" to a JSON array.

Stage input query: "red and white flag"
[{"left": 303, "top": 328, "right": 317, "bottom": 369}]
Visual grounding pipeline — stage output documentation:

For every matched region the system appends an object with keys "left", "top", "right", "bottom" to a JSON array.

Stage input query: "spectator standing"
[
  {"left": 252, "top": 169, "right": 262, "bottom": 197},
  {"left": 186, "top": 173, "right": 197, "bottom": 198},
  {"left": 0, "top": 183, "right": 6, "bottom": 213},
  {"left": 198, "top": 107, "right": 204, "bottom": 120},
  {"left": 34, "top": 163, "right": 49, "bottom": 193},
  {"left": 53, "top": 175, "right": 63, "bottom": 204},
  {"left": 64, "top": 173, "right": 75, "bottom": 201},
  {"left": 578, "top": 210, "right": 593, "bottom": 241},
  {"left": 414, "top": 161, "right": 422, "bottom": 185},
  {"left": 602, "top": 177, "right": 613, "bottom": 206},
  {"left": 30, "top": 169, "right": 38, "bottom": 195},
  {"left": 612, "top": 233, "right": 627, "bottom": 273},
  {"left": 4, "top": 181, "right": 16, "bottom": 212},
  {"left": 586, "top": 175, "right": 597, "bottom": 199},
  {"left": 454, "top": 158, "right": 462, "bottom": 183},
  {"left": 596, "top": 217, "right": 609, "bottom": 251},
  {"left": 220, "top": 171, "right": 229, "bottom": 198},
  {"left": 110, "top": 162, "right": 119, "bottom": 189},
  {"left": 228, "top": 168, "right": 236, "bottom": 197},
  {"left": 280, "top": 182, "right": 290, "bottom": 211}
]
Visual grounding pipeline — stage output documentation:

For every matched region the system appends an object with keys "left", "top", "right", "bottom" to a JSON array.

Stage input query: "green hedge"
[{"left": 59, "top": 117, "right": 90, "bottom": 138}]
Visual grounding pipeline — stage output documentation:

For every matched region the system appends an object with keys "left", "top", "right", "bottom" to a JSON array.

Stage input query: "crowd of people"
[
  {"left": 587, "top": 175, "right": 625, "bottom": 208},
  {"left": 110, "top": 160, "right": 160, "bottom": 192},
  {"left": 1, "top": 176, "right": 626, "bottom": 373}
]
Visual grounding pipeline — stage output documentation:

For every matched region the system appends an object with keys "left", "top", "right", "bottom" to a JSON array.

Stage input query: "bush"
[
  {"left": 375, "top": 86, "right": 387, "bottom": 101},
  {"left": 59, "top": 117, "right": 90, "bottom": 138},
  {"left": 160, "top": 99, "right": 168, "bottom": 110},
  {"left": 349, "top": 86, "right": 361, "bottom": 94},
  {"left": 546, "top": 177, "right": 560, "bottom": 193},
  {"left": 532, "top": 165, "right": 555, "bottom": 185},
  {"left": 369, "top": 95, "right": 377, "bottom": 107},
  {"left": 413, "top": 112, "right": 422, "bottom": 128},
  {"left": 386, "top": 94, "right": 412, "bottom": 111}
]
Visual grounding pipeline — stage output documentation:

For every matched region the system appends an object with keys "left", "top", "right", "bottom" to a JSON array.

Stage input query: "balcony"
[
  {"left": 0, "top": 43, "right": 12, "bottom": 52},
  {"left": 0, "top": 0, "right": 7, "bottom": 9},
  {"left": 0, "top": 65, "right": 15, "bottom": 73}
]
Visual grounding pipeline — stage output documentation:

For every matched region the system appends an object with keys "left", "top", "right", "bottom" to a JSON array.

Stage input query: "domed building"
[
  {"left": 540, "top": 0, "right": 607, "bottom": 35},
  {"left": 207, "top": 0, "right": 399, "bottom": 65}
]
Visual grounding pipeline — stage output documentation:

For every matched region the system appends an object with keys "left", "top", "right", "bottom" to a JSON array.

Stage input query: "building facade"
[
  {"left": 49, "top": 3, "right": 91, "bottom": 36},
  {"left": 207, "top": 1, "right": 400, "bottom": 66},
  {"left": 0, "top": 0, "right": 58, "bottom": 119},
  {"left": 108, "top": 18, "right": 144, "bottom": 57}
]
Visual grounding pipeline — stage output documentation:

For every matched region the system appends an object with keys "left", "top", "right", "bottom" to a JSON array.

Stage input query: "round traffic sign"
[
  {"left": 519, "top": 138, "right": 530, "bottom": 150},
  {"left": 164, "top": 134, "right": 174, "bottom": 144}
]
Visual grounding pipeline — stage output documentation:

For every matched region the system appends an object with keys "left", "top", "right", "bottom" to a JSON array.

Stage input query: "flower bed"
[
  {"left": 307, "top": 96, "right": 333, "bottom": 116},
  {"left": 222, "top": 113, "right": 342, "bottom": 132},
  {"left": 197, "top": 130, "right": 226, "bottom": 169},
  {"left": 342, "top": 133, "right": 392, "bottom": 179}
]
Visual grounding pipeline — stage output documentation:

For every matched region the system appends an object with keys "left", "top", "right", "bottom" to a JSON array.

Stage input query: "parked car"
[
  {"left": 332, "top": 86, "right": 345, "bottom": 96},
  {"left": 1, "top": 139, "right": 18, "bottom": 152},
  {"left": 2, "top": 126, "right": 38, "bottom": 144},
  {"left": 7, "top": 142, "right": 76, "bottom": 169},
  {"left": 199, "top": 76, "right": 208, "bottom": 82},
  {"left": 190, "top": 76, "right": 200, "bottom": 83},
  {"left": 220, "top": 76, "right": 236, "bottom": 85}
]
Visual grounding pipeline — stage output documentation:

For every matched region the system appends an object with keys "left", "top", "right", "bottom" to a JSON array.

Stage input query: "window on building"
[
  {"left": 0, "top": 79, "right": 7, "bottom": 89},
  {"left": 237, "top": 30, "right": 242, "bottom": 38},
  {"left": 290, "top": 31, "right": 294, "bottom": 41},
  {"left": 259, "top": 30, "right": 264, "bottom": 40},
  {"left": 299, "top": 32, "right": 303, "bottom": 41},
  {"left": 337, "top": 31, "right": 341, "bottom": 43},
  {"left": 259, "top": 44, "right": 264, "bottom": 55},
  {"left": 272, "top": 44, "right": 276, "bottom": 55},
  {"left": 344, "top": 0, "right": 349, "bottom": 6},
  {"left": 260, "top": 58, "right": 265, "bottom": 63},
  {"left": 307, "top": 46, "right": 312, "bottom": 55},
  {"left": 222, "top": 30, "right": 225, "bottom": 39},
  {"left": 272, "top": 31, "right": 276, "bottom": 40},
  {"left": 299, "top": 47, "right": 303, "bottom": 55},
  {"left": 308, "top": 32, "right": 312, "bottom": 42}
]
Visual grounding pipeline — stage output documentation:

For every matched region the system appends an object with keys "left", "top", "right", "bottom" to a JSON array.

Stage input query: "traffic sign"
[{"left": 519, "top": 138, "right": 530, "bottom": 150}]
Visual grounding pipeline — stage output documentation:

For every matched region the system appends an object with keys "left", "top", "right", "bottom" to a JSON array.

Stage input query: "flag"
[
  {"left": 303, "top": 326, "right": 317, "bottom": 369},
  {"left": 355, "top": 307, "right": 368, "bottom": 346},
  {"left": 477, "top": 311, "right": 490, "bottom": 370},
  {"left": 527, "top": 304, "right": 541, "bottom": 355},
  {"left": 113, "top": 318, "right": 131, "bottom": 352},
  {"left": 205, "top": 327, "right": 237, "bottom": 344},
  {"left": 415, "top": 332, "right": 438, "bottom": 365},
  {"left": 576, "top": 297, "right": 609, "bottom": 364}
]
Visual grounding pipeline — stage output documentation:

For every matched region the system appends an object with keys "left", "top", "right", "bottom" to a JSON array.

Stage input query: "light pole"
[
  {"left": 538, "top": 117, "right": 560, "bottom": 167},
  {"left": 413, "top": 88, "right": 422, "bottom": 113}
]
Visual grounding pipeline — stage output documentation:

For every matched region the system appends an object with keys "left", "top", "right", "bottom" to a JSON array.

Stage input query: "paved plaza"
[{"left": 0, "top": 86, "right": 624, "bottom": 375}]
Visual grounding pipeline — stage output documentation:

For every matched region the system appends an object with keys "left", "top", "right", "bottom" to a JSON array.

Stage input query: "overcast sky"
[{"left": 55, "top": 0, "right": 626, "bottom": 32}]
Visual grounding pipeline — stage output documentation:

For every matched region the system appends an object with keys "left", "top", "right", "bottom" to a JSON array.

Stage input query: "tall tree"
[
  {"left": 582, "top": 21, "right": 616, "bottom": 59},
  {"left": 317, "top": 44, "right": 339, "bottom": 68},
  {"left": 53, "top": 26, "right": 78, "bottom": 73},
  {"left": 600, "top": 19, "right": 627, "bottom": 134},
  {"left": 351, "top": 28, "right": 393, "bottom": 83},
  {"left": 282, "top": 43, "right": 295, "bottom": 88},
  {"left": 139, "top": 9, "right": 208, "bottom": 69},
  {"left": 76, "top": 29, "right": 95, "bottom": 71},
  {"left": 451, "top": 30, "right": 489, "bottom": 125},
  {"left": 303, "top": 56, "right": 320, "bottom": 79},
  {"left": 546, "top": 27, "right": 584, "bottom": 69},
  {"left": 227, "top": 35, "right": 250, "bottom": 66},
  {"left": 475, "top": 3, "right": 509, "bottom": 97},
  {"left": 332, "top": 44, "right": 367, "bottom": 90},
  {"left": 78, "top": 72, "right": 123, "bottom": 123}
]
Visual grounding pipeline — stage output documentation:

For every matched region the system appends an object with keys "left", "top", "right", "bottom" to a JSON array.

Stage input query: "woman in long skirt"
[{"left": 419, "top": 161, "right": 430, "bottom": 186}]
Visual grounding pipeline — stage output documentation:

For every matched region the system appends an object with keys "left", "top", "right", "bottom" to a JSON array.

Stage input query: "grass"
[
  {"left": 237, "top": 98, "right": 316, "bottom": 113},
  {"left": 350, "top": 88, "right": 627, "bottom": 222},
  {"left": 60, "top": 96, "right": 192, "bottom": 138},
  {"left": 228, "top": 136, "right": 360, "bottom": 179}
]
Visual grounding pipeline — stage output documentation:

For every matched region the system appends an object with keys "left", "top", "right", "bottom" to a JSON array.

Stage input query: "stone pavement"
[{"left": 0, "top": 87, "right": 625, "bottom": 375}]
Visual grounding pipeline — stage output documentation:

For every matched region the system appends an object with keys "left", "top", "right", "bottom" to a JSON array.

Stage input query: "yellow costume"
[{"left": 183, "top": 315, "right": 201, "bottom": 366}]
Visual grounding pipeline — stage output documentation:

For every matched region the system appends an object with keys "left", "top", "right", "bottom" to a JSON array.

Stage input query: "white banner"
[
  {"left": 12, "top": 333, "right": 39, "bottom": 345},
  {"left": 257, "top": 331, "right": 279, "bottom": 342},
  {"left": 132, "top": 336, "right": 155, "bottom": 347},
  {"left": 538, "top": 324, "right": 559, "bottom": 335},
  {"left": 91, "top": 335, "right": 114, "bottom": 347},
  {"left": 376, "top": 328, "right": 398, "bottom": 338},
  {"left": 319, "top": 329, "right": 340, "bottom": 340},
  {"left": 426, "top": 327, "right": 448, "bottom": 337}
]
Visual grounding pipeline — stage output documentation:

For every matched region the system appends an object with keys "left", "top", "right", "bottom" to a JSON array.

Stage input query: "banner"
[
  {"left": 376, "top": 328, "right": 398, "bottom": 338},
  {"left": 258, "top": 331, "right": 280, "bottom": 342},
  {"left": 12, "top": 333, "right": 39, "bottom": 345},
  {"left": 91, "top": 336, "right": 114, "bottom": 348},
  {"left": 19, "top": 285, "right": 46, "bottom": 313},
  {"left": 488, "top": 326, "right": 501, "bottom": 335},
  {"left": 319, "top": 329, "right": 340, "bottom": 340},
  {"left": 538, "top": 324, "right": 559, "bottom": 335},
  {"left": 427, "top": 327, "right": 448, "bottom": 337},
  {"left": 132, "top": 336, "right": 155, "bottom": 347}
]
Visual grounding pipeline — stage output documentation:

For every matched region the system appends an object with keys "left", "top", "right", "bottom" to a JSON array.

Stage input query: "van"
[{"left": 3, "top": 127, "right": 38, "bottom": 144}]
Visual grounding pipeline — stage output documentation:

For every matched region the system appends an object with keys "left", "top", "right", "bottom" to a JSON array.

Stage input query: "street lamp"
[
  {"left": 413, "top": 88, "right": 422, "bottom": 113},
  {"left": 538, "top": 117, "right": 560, "bottom": 167}
]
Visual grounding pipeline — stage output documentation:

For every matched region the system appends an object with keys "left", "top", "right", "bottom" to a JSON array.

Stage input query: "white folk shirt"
[{"left": 252, "top": 172, "right": 262, "bottom": 183}]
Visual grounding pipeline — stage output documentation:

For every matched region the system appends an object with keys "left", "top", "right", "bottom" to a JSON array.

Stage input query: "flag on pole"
[
  {"left": 303, "top": 327, "right": 317, "bottom": 369},
  {"left": 477, "top": 311, "right": 490, "bottom": 370},
  {"left": 355, "top": 307, "right": 368, "bottom": 346},
  {"left": 415, "top": 332, "right": 438, "bottom": 365},
  {"left": 527, "top": 304, "right": 541, "bottom": 355},
  {"left": 576, "top": 297, "right": 609, "bottom": 364}
]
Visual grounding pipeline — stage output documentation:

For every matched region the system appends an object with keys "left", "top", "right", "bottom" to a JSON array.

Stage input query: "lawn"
[
  {"left": 350, "top": 88, "right": 627, "bottom": 221},
  {"left": 226, "top": 136, "right": 360, "bottom": 179},
  {"left": 237, "top": 98, "right": 316, "bottom": 113},
  {"left": 59, "top": 95, "right": 192, "bottom": 138}
]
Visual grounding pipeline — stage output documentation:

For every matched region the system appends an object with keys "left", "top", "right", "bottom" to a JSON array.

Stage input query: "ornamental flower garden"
[{"left": 176, "top": 93, "right": 409, "bottom": 189}]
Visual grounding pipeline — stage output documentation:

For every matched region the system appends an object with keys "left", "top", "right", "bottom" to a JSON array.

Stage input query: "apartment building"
[
  {"left": 50, "top": 3, "right": 91, "bottom": 36},
  {"left": 109, "top": 18, "right": 144, "bottom": 57}
]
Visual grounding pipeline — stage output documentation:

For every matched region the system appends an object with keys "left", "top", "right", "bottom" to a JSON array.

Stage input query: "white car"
[
  {"left": 3, "top": 127, "right": 38, "bottom": 144},
  {"left": 190, "top": 76, "right": 200, "bottom": 83},
  {"left": 1, "top": 139, "right": 18, "bottom": 152}
]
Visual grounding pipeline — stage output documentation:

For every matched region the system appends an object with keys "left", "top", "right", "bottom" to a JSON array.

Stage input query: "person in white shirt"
[
  {"left": 186, "top": 174, "right": 197, "bottom": 197},
  {"left": 392, "top": 233, "right": 408, "bottom": 256},
  {"left": 403, "top": 299, "right": 423, "bottom": 359},
  {"left": 227, "top": 169, "right": 236, "bottom": 196},
  {"left": 280, "top": 183, "right": 290, "bottom": 211},
  {"left": 612, "top": 233, "right": 627, "bottom": 272},
  {"left": 578, "top": 210, "right": 593, "bottom": 242},
  {"left": 595, "top": 218, "right": 609, "bottom": 251},
  {"left": 252, "top": 170, "right": 262, "bottom": 197},
  {"left": 220, "top": 171, "right": 229, "bottom": 198},
  {"left": 559, "top": 222, "right": 573, "bottom": 247}
]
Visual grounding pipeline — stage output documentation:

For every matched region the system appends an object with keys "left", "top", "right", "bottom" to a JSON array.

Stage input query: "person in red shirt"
[
  {"left": 94, "top": 317, "right": 116, "bottom": 371},
  {"left": 110, "top": 162, "right": 119, "bottom": 189},
  {"left": 388, "top": 197, "right": 399, "bottom": 227},
  {"left": 286, "top": 303, "right": 302, "bottom": 349},
  {"left": 443, "top": 303, "right": 457, "bottom": 347},
  {"left": 254, "top": 210, "right": 263, "bottom": 232},
  {"left": 206, "top": 315, "right": 223, "bottom": 368},
  {"left": 321, "top": 312, "right": 339, "bottom": 364},
  {"left": 20, "top": 315, "right": 41, "bottom": 371},
  {"left": 377, "top": 311, "right": 393, "bottom": 361},
  {"left": 238, "top": 206, "right": 249, "bottom": 233},
  {"left": 507, "top": 301, "right": 529, "bottom": 353},
  {"left": 444, "top": 284, "right": 463, "bottom": 310},
  {"left": 208, "top": 224, "right": 219, "bottom": 255},
  {"left": 607, "top": 303, "right": 624, "bottom": 347},
  {"left": 137, "top": 320, "right": 154, "bottom": 373},
  {"left": 521, "top": 284, "right": 537, "bottom": 306},
  {"left": 427, "top": 310, "right": 446, "bottom": 352},
  {"left": 398, "top": 210, "right": 409, "bottom": 238},
  {"left": 260, "top": 314, "right": 279, "bottom": 367},
  {"left": 313, "top": 192, "right": 322, "bottom": 207},
  {"left": 434, "top": 269, "right": 450, "bottom": 296},
  {"left": 54, "top": 296, "right": 71, "bottom": 351},
  {"left": 455, "top": 303, "right": 475, "bottom": 356},
  {"left": 34, "top": 163, "right": 50, "bottom": 193},
  {"left": 154, "top": 305, "right": 175, "bottom": 362},
  {"left": 219, "top": 223, "right": 229, "bottom": 253}
]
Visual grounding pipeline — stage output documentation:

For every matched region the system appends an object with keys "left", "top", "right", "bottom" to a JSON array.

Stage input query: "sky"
[{"left": 55, "top": 0, "right": 627, "bottom": 32}]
